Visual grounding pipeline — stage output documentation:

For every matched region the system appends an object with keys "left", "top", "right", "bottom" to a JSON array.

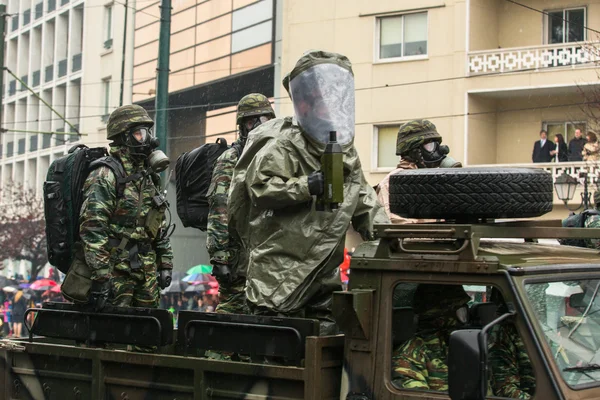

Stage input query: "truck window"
[
  {"left": 525, "top": 279, "right": 600, "bottom": 389},
  {"left": 391, "top": 282, "right": 535, "bottom": 398}
]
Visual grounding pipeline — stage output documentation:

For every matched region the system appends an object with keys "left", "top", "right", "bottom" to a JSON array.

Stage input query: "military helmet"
[
  {"left": 236, "top": 93, "right": 275, "bottom": 125},
  {"left": 107, "top": 105, "right": 154, "bottom": 140},
  {"left": 396, "top": 119, "right": 442, "bottom": 156}
]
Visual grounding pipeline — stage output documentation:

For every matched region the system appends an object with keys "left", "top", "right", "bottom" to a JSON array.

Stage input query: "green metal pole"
[
  {"left": 0, "top": 5, "right": 7, "bottom": 132},
  {"left": 154, "top": 0, "right": 171, "bottom": 154}
]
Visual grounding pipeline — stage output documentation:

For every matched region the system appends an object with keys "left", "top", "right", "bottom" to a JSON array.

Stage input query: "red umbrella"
[
  {"left": 51, "top": 285, "right": 61, "bottom": 293},
  {"left": 30, "top": 279, "right": 58, "bottom": 291}
]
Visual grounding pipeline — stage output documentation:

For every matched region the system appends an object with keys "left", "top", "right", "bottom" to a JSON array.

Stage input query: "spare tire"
[{"left": 389, "top": 168, "right": 553, "bottom": 219}]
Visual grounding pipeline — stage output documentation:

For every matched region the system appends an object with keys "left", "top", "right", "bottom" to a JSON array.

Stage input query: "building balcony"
[
  {"left": 35, "top": 2, "right": 44, "bottom": 19},
  {"left": 468, "top": 42, "right": 600, "bottom": 76},
  {"left": 48, "top": 0, "right": 56, "bottom": 13},
  {"left": 72, "top": 53, "right": 82, "bottom": 72},
  {"left": 58, "top": 59, "right": 67, "bottom": 78},
  {"left": 45, "top": 65, "right": 54, "bottom": 82},
  {"left": 32, "top": 70, "right": 41, "bottom": 87}
]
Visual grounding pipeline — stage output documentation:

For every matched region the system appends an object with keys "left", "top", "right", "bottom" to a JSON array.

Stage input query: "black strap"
[
  {"left": 216, "top": 138, "right": 228, "bottom": 148},
  {"left": 89, "top": 156, "right": 139, "bottom": 198}
]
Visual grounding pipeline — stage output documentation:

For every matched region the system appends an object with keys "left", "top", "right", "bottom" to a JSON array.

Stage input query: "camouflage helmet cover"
[
  {"left": 107, "top": 104, "right": 154, "bottom": 140},
  {"left": 396, "top": 119, "right": 442, "bottom": 156},
  {"left": 236, "top": 93, "right": 275, "bottom": 125}
]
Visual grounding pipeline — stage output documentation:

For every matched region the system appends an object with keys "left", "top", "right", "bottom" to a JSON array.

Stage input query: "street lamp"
[{"left": 554, "top": 171, "right": 592, "bottom": 211}]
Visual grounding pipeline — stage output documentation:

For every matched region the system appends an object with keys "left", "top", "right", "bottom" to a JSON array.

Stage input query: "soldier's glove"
[
  {"left": 89, "top": 280, "right": 111, "bottom": 312},
  {"left": 308, "top": 171, "right": 325, "bottom": 196},
  {"left": 158, "top": 269, "right": 172, "bottom": 289},
  {"left": 211, "top": 262, "right": 233, "bottom": 283}
]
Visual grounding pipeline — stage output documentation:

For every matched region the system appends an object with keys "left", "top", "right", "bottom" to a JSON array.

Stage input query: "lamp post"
[{"left": 554, "top": 172, "right": 593, "bottom": 211}]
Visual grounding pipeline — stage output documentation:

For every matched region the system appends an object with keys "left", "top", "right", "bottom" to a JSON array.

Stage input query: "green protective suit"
[{"left": 228, "top": 116, "right": 388, "bottom": 315}]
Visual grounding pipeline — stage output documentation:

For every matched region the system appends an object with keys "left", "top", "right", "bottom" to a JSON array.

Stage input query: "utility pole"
[
  {"left": 154, "top": 0, "right": 171, "bottom": 155},
  {"left": 119, "top": 0, "right": 129, "bottom": 107},
  {"left": 0, "top": 5, "right": 7, "bottom": 132}
]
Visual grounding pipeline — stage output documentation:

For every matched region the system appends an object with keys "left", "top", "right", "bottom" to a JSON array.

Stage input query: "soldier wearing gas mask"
[
  {"left": 80, "top": 104, "right": 174, "bottom": 312},
  {"left": 207, "top": 93, "right": 275, "bottom": 315},
  {"left": 377, "top": 119, "right": 462, "bottom": 223}
]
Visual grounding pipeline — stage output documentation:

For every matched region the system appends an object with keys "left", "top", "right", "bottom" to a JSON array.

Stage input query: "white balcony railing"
[{"left": 468, "top": 42, "right": 600, "bottom": 76}]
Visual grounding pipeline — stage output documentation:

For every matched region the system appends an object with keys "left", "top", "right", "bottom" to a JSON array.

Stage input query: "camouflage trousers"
[
  {"left": 110, "top": 269, "right": 159, "bottom": 308},
  {"left": 215, "top": 275, "right": 248, "bottom": 314}
]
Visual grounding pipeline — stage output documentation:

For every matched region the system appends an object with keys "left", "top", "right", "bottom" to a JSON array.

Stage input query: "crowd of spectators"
[{"left": 533, "top": 129, "right": 598, "bottom": 163}]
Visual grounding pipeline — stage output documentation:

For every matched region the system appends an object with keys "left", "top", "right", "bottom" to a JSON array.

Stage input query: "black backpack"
[
  {"left": 559, "top": 209, "right": 600, "bottom": 248},
  {"left": 44, "top": 144, "right": 127, "bottom": 273},
  {"left": 175, "top": 138, "right": 242, "bottom": 231}
]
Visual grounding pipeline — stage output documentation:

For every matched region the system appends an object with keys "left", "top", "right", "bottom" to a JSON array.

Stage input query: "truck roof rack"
[{"left": 373, "top": 220, "right": 600, "bottom": 260}]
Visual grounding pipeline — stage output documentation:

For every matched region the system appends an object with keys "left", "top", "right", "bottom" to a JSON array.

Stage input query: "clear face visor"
[
  {"left": 289, "top": 63, "right": 355, "bottom": 145},
  {"left": 243, "top": 115, "right": 272, "bottom": 132},
  {"left": 129, "top": 127, "right": 153, "bottom": 144}
]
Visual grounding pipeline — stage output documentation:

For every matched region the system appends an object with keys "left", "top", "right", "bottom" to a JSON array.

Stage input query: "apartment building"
[
  {"left": 131, "top": 0, "right": 281, "bottom": 265},
  {"left": 280, "top": 0, "right": 600, "bottom": 219},
  {"left": 0, "top": 0, "right": 134, "bottom": 276}
]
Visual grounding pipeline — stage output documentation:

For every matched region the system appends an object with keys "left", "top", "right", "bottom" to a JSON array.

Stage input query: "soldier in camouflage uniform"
[
  {"left": 206, "top": 94, "right": 275, "bottom": 314},
  {"left": 377, "top": 119, "right": 462, "bottom": 224},
  {"left": 488, "top": 288, "right": 535, "bottom": 399},
  {"left": 584, "top": 191, "right": 600, "bottom": 249},
  {"left": 392, "top": 284, "right": 471, "bottom": 391},
  {"left": 80, "top": 105, "right": 174, "bottom": 312}
]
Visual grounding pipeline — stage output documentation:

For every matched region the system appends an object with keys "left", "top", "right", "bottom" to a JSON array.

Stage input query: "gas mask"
[
  {"left": 123, "top": 126, "right": 170, "bottom": 172},
  {"left": 241, "top": 115, "right": 272, "bottom": 138},
  {"left": 421, "top": 141, "right": 462, "bottom": 168}
]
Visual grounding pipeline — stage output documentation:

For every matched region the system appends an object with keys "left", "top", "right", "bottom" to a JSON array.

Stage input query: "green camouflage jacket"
[
  {"left": 79, "top": 146, "right": 173, "bottom": 281},
  {"left": 489, "top": 323, "right": 535, "bottom": 399},
  {"left": 207, "top": 138, "right": 243, "bottom": 267}
]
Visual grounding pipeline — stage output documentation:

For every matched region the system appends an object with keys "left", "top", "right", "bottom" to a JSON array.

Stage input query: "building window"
[
  {"left": 545, "top": 8, "right": 585, "bottom": 44},
  {"left": 543, "top": 121, "right": 587, "bottom": 143},
  {"left": 104, "top": 5, "right": 113, "bottom": 49},
  {"left": 102, "top": 78, "right": 111, "bottom": 121},
  {"left": 378, "top": 12, "right": 427, "bottom": 61},
  {"left": 374, "top": 125, "right": 400, "bottom": 169}
]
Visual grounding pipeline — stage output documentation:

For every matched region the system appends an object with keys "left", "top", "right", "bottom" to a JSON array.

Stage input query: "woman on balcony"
[
  {"left": 551, "top": 134, "right": 568, "bottom": 162},
  {"left": 582, "top": 131, "right": 600, "bottom": 162}
]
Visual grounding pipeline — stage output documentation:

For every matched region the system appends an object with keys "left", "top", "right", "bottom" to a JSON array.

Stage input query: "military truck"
[{"left": 2, "top": 167, "right": 600, "bottom": 400}]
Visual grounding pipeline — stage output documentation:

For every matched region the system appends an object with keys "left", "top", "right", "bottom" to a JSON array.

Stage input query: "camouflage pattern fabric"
[
  {"left": 392, "top": 284, "right": 471, "bottom": 391},
  {"left": 111, "top": 269, "right": 159, "bottom": 308},
  {"left": 489, "top": 323, "right": 535, "bottom": 399},
  {"left": 584, "top": 213, "right": 600, "bottom": 249},
  {"left": 236, "top": 93, "right": 275, "bottom": 125},
  {"left": 79, "top": 145, "right": 173, "bottom": 305},
  {"left": 215, "top": 275, "right": 248, "bottom": 314},
  {"left": 207, "top": 137, "right": 248, "bottom": 315},
  {"left": 107, "top": 105, "right": 154, "bottom": 140},
  {"left": 396, "top": 119, "right": 442, "bottom": 156}
]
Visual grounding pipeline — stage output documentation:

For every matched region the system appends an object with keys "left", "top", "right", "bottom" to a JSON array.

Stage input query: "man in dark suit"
[{"left": 532, "top": 130, "right": 555, "bottom": 163}]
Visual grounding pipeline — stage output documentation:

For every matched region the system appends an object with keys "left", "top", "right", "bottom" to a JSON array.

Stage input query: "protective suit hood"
[{"left": 283, "top": 51, "right": 355, "bottom": 145}]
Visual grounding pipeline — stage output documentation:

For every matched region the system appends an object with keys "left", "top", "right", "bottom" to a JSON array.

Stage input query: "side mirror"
[{"left": 448, "top": 330, "right": 487, "bottom": 400}]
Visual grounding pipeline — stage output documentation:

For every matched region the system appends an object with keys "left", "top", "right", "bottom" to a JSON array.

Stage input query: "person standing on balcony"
[
  {"left": 532, "top": 130, "right": 555, "bottom": 163},
  {"left": 568, "top": 129, "right": 585, "bottom": 161},
  {"left": 550, "top": 134, "right": 568, "bottom": 162},
  {"left": 583, "top": 131, "right": 600, "bottom": 162}
]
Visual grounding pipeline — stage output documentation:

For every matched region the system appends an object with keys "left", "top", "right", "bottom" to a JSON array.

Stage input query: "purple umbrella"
[{"left": 19, "top": 283, "right": 31, "bottom": 289}]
